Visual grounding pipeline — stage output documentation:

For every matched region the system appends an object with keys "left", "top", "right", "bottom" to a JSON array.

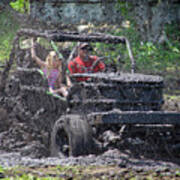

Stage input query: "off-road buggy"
[{"left": 0, "top": 29, "right": 180, "bottom": 158}]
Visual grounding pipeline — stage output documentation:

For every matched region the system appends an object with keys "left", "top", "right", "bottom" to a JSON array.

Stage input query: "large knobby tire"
[
  {"left": 50, "top": 117, "right": 68, "bottom": 157},
  {"left": 51, "top": 114, "right": 97, "bottom": 157}
]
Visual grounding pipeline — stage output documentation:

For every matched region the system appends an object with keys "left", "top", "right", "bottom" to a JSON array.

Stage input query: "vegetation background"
[{"left": 0, "top": 0, "right": 180, "bottom": 95}]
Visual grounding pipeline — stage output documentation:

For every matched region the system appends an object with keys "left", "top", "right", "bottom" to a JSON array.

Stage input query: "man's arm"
[
  {"left": 68, "top": 61, "right": 77, "bottom": 74},
  {"left": 92, "top": 56, "right": 106, "bottom": 72},
  {"left": 98, "top": 61, "right": 105, "bottom": 72}
]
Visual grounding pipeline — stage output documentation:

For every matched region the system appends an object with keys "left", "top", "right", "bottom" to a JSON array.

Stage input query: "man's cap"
[{"left": 79, "top": 43, "right": 93, "bottom": 51}]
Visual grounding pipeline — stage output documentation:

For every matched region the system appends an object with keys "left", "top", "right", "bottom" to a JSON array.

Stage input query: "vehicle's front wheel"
[{"left": 51, "top": 114, "right": 98, "bottom": 157}]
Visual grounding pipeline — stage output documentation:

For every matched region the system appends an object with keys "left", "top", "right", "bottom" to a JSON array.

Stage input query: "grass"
[{"left": 0, "top": 165, "right": 180, "bottom": 179}]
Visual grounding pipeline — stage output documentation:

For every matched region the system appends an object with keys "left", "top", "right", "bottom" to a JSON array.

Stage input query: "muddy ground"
[
  {"left": 0, "top": 43, "right": 180, "bottom": 179},
  {"left": 0, "top": 97, "right": 180, "bottom": 180},
  {"left": 0, "top": 149, "right": 180, "bottom": 179}
]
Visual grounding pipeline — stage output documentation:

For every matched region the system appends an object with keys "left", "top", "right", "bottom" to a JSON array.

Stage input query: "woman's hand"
[
  {"left": 30, "top": 39, "right": 46, "bottom": 68},
  {"left": 66, "top": 75, "right": 72, "bottom": 87}
]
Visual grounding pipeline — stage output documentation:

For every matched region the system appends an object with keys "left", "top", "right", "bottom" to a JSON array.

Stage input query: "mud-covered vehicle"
[{"left": 0, "top": 29, "right": 180, "bottom": 158}]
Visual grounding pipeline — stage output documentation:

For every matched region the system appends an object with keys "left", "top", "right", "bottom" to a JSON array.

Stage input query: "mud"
[
  {"left": 0, "top": 97, "right": 180, "bottom": 169},
  {"left": 0, "top": 149, "right": 179, "bottom": 171},
  {"left": 0, "top": 37, "right": 180, "bottom": 171}
]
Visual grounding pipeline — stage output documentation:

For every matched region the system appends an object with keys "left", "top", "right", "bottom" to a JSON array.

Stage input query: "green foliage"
[
  {"left": 0, "top": 4, "right": 180, "bottom": 92},
  {"left": 0, "top": 166, "right": 5, "bottom": 173},
  {"left": 0, "top": 10, "right": 19, "bottom": 64},
  {"left": 10, "top": 0, "right": 30, "bottom": 14},
  {"left": 115, "top": 0, "right": 133, "bottom": 18},
  {"left": 56, "top": 165, "right": 80, "bottom": 175},
  {"left": 93, "top": 21, "right": 180, "bottom": 75},
  {"left": 176, "top": 170, "right": 180, "bottom": 177},
  {"left": 50, "top": 41, "right": 64, "bottom": 60},
  {"left": 1, "top": 165, "right": 180, "bottom": 179}
]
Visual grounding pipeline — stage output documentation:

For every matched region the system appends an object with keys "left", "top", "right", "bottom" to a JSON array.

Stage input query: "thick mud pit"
[{"left": 0, "top": 40, "right": 180, "bottom": 171}]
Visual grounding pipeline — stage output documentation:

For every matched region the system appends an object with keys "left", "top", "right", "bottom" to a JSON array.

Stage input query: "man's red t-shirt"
[{"left": 68, "top": 56, "right": 105, "bottom": 81}]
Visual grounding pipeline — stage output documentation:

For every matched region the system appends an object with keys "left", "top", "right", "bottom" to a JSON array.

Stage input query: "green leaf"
[
  {"left": 10, "top": 0, "right": 30, "bottom": 14},
  {"left": 176, "top": 171, "right": 180, "bottom": 176},
  {"left": 172, "top": 47, "right": 179, "bottom": 53},
  {"left": 50, "top": 41, "right": 64, "bottom": 60},
  {"left": 0, "top": 166, "right": 4, "bottom": 173}
]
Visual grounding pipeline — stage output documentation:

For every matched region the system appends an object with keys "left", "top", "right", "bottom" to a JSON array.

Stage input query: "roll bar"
[{"left": 0, "top": 28, "right": 136, "bottom": 94}]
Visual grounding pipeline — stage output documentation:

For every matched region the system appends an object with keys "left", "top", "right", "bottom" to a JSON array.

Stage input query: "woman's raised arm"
[{"left": 31, "top": 39, "right": 46, "bottom": 68}]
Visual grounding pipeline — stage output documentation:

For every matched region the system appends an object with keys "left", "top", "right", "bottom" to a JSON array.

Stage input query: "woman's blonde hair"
[
  {"left": 45, "top": 51, "right": 63, "bottom": 83},
  {"left": 45, "top": 51, "right": 59, "bottom": 69}
]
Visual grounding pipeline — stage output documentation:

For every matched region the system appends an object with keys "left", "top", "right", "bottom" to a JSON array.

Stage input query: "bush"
[{"left": 0, "top": 8, "right": 19, "bottom": 64}]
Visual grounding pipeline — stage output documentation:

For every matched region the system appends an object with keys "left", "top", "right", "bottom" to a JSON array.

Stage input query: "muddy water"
[
  {"left": 1, "top": 66, "right": 180, "bottom": 170},
  {"left": 0, "top": 149, "right": 179, "bottom": 170}
]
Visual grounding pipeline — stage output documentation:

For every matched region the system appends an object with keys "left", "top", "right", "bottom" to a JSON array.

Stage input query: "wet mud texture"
[{"left": 0, "top": 43, "right": 180, "bottom": 170}]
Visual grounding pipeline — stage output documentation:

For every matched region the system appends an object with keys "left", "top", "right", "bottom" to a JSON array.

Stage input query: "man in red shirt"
[{"left": 68, "top": 43, "right": 105, "bottom": 81}]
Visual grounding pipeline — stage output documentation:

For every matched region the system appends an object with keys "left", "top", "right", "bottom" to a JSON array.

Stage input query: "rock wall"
[
  {"left": 30, "top": 0, "right": 180, "bottom": 27},
  {"left": 30, "top": 0, "right": 122, "bottom": 26}
]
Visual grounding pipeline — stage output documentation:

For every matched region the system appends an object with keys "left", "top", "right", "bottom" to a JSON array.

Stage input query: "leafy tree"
[
  {"left": 116, "top": 0, "right": 179, "bottom": 43},
  {"left": 10, "top": 0, "right": 30, "bottom": 14}
]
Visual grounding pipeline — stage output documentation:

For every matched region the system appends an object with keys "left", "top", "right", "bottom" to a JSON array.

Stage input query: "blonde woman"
[{"left": 31, "top": 39, "right": 70, "bottom": 97}]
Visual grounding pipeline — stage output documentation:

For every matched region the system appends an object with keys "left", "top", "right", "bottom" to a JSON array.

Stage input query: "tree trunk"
[{"left": 134, "top": 0, "right": 168, "bottom": 43}]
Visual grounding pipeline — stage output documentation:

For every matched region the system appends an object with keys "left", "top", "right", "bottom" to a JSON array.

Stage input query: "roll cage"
[{"left": 0, "top": 28, "right": 135, "bottom": 94}]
